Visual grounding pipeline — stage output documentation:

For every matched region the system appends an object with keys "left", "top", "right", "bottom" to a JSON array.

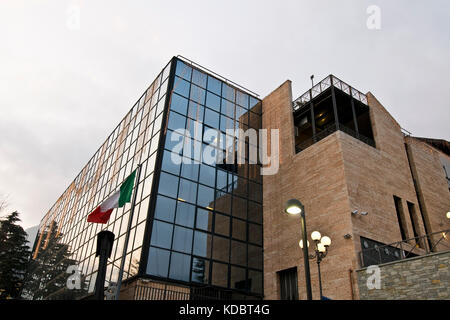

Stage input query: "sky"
[{"left": 0, "top": 0, "right": 449, "bottom": 229}]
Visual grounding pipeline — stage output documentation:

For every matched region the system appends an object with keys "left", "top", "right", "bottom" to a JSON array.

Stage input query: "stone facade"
[
  {"left": 261, "top": 80, "right": 450, "bottom": 300},
  {"left": 357, "top": 250, "right": 450, "bottom": 300}
]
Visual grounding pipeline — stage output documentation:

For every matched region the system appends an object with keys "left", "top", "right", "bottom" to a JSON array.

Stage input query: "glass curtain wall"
[{"left": 144, "top": 58, "right": 263, "bottom": 298}]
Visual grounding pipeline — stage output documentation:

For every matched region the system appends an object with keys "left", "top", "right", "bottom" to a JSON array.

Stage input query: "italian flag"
[{"left": 87, "top": 169, "right": 137, "bottom": 224}]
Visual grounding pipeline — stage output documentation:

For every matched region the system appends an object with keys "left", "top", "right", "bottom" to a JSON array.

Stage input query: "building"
[{"left": 23, "top": 56, "right": 450, "bottom": 300}]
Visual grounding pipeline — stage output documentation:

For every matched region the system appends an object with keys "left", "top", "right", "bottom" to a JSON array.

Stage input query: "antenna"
[{"left": 310, "top": 74, "right": 314, "bottom": 87}]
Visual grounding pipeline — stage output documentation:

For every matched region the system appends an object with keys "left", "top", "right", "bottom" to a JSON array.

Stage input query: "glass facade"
[
  {"left": 144, "top": 59, "right": 263, "bottom": 298},
  {"left": 22, "top": 57, "right": 263, "bottom": 300}
]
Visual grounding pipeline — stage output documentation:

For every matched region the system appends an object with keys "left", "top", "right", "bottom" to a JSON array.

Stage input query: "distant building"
[{"left": 23, "top": 57, "right": 449, "bottom": 300}]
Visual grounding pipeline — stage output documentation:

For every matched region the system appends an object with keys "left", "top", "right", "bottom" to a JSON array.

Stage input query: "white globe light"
[
  {"left": 311, "top": 231, "right": 321, "bottom": 241},
  {"left": 299, "top": 239, "right": 310, "bottom": 249},
  {"left": 447, "top": 211, "right": 450, "bottom": 219},
  {"left": 318, "top": 243, "right": 326, "bottom": 253},
  {"left": 321, "top": 236, "right": 331, "bottom": 247}
]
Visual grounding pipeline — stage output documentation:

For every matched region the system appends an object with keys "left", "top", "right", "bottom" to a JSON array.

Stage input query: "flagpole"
[{"left": 114, "top": 163, "right": 142, "bottom": 300}]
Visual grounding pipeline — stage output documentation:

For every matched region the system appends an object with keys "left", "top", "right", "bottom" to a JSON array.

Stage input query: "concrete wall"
[
  {"left": 261, "top": 81, "right": 449, "bottom": 300},
  {"left": 357, "top": 250, "right": 450, "bottom": 300},
  {"left": 262, "top": 81, "right": 356, "bottom": 300}
]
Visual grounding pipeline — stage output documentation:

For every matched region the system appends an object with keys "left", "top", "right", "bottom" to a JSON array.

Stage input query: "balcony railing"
[
  {"left": 293, "top": 75, "right": 368, "bottom": 112},
  {"left": 359, "top": 229, "right": 450, "bottom": 267}
]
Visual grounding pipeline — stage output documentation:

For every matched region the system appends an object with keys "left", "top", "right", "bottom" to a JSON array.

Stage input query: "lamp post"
[
  {"left": 284, "top": 199, "right": 312, "bottom": 300},
  {"left": 300, "top": 231, "right": 331, "bottom": 299}
]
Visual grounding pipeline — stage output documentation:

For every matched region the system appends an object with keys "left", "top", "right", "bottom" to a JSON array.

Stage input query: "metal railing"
[
  {"left": 134, "top": 285, "right": 190, "bottom": 300},
  {"left": 133, "top": 284, "right": 234, "bottom": 300},
  {"left": 293, "top": 75, "right": 368, "bottom": 111},
  {"left": 360, "top": 229, "right": 450, "bottom": 267}
]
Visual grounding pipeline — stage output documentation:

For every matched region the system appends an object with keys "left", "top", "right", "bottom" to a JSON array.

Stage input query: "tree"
[
  {"left": 0, "top": 211, "right": 31, "bottom": 299},
  {"left": 20, "top": 221, "right": 87, "bottom": 300}
]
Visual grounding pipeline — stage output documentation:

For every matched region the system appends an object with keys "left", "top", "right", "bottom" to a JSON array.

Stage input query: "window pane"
[
  {"left": 215, "top": 192, "right": 231, "bottom": 215},
  {"left": 170, "top": 93, "right": 188, "bottom": 115},
  {"left": 231, "top": 240, "right": 246, "bottom": 266},
  {"left": 150, "top": 220, "right": 173, "bottom": 249},
  {"left": 172, "top": 226, "right": 193, "bottom": 254},
  {"left": 221, "top": 99, "right": 235, "bottom": 119},
  {"left": 147, "top": 247, "right": 170, "bottom": 277},
  {"left": 158, "top": 172, "right": 179, "bottom": 198},
  {"left": 178, "top": 178, "right": 197, "bottom": 204},
  {"left": 206, "top": 92, "right": 221, "bottom": 112},
  {"left": 186, "top": 118, "right": 203, "bottom": 142},
  {"left": 193, "top": 231, "right": 211, "bottom": 258},
  {"left": 154, "top": 195, "right": 176, "bottom": 223},
  {"left": 190, "top": 84, "right": 206, "bottom": 105},
  {"left": 192, "top": 69, "right": 207, "bottom": 88},
  {"left": 165, "top": 129, "right": 184, "bottom": 151},
  {"left": 175, "top": 60, "right": 192, "bottom": 80},
  {"left": 249, "top": 223, "right": 262, "bottom": 245},
  {"left": 175, "top": 201, "right": 195, "bottom": 228},
  {"left": 249, "top": 270, "right": 263, "bottom": 294},
  {"left": 222, "top": 83, "right": 235, "bottom": 102},
  {"left": 187, "top": 100, "right": 204, "bottom": 121},
  {"left": 232, "top": 196, "right": 247, "bottom": 219},
  {"left": 204, "top": 108, "right": 220, "bottom": 128},
  {"left": 191, "top": 257, "right": 209, "bottom": 284},
  {"left": 212, "top": 236, "right": 229, "bottom": 262},
  {"left": 173, "top": 77, "right": 190, "bottom": 98},
  {"left": 211, "top": 262, "right": 228, "bottom": 288},
  {"left": 248, "top": 244, "right": 262, "bottom": 270},
  {"left": 197, "top": 185, "right": 215, "bottom": 208},
  {"left": 214, "top": 213, "right": 230, "bottom": 237},
  {"left": 161, "top": 150, "right": 181, "bottom": 176},
  {"left": 220, "top": 115, "right": 235, "bottom": 132},
  {"left": 236, "top": 91, "right": 249, "bottom": 109},
  {"left": 231, "top": 266, "right": 247, "bottom": 291},
  {"left": 169, "top": 252, "right": 191, "bottom": 282},
  {"left": 199, "top": 164, "right": 216, "bottom": 187},
  {"left": 207, "top": 75, "right": 222, "bottom": 95},
  {"left": 248, "top": 201, "right": 262, "bottom": 224},
  {"left": 196, "top": 208, "right": 213, "bottom": 232},
  {"left": 168, "top": 111, "right": 186, "bottom": 131},
  {"left": 181, "top": 161, "right": 200, "bottom": 181},
  {"left": 232, "top": 218, "right": 246, "bottom": 241}
]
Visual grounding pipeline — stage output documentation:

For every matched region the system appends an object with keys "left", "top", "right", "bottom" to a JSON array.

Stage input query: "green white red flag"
[{"left": 87, "top": 170, "right": 137, "bottom": 224}]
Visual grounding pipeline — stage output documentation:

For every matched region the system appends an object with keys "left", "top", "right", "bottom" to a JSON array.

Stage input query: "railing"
[
  {"left": 295, "top": 123, "right": 375, "bottom": 153},
  {"left": 360, "top": 229, "right": 450, "bottom": 267},
  {"left": 293, "top": 75, "right": 368, "bottom": 111},
  {"left": 134, "top": 285, "right": 190, "bottom": 300},
  {"left": 133, "top": 284, "right": 233, "bottom": 300}
]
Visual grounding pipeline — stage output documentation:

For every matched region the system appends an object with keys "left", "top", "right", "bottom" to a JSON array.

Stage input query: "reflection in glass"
[
  {"left": 150, "top": 221, "right": 173, "bottom": 249},
  {"left": 147, "top": 247, "right": 170, "bottom": 278},
  {"left": 169, "top": 252, "right": 191, "bottom": 282}
]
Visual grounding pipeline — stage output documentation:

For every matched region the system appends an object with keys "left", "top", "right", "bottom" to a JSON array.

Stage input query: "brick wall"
[{"left": 357, "top": 250, "right": 450, "bottom": 300}]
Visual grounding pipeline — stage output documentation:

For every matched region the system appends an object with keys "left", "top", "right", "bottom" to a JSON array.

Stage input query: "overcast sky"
[{"left": 0, "top": 0, "right": 449, "bottom": 229}]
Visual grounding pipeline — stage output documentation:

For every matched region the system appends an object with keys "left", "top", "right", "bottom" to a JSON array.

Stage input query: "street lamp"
[
  {"left": 300, "top": 231, "right": 332, "bottom": 299},
  {"left": 284, "top": 199, "right": 312, "bottom": 300}
]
